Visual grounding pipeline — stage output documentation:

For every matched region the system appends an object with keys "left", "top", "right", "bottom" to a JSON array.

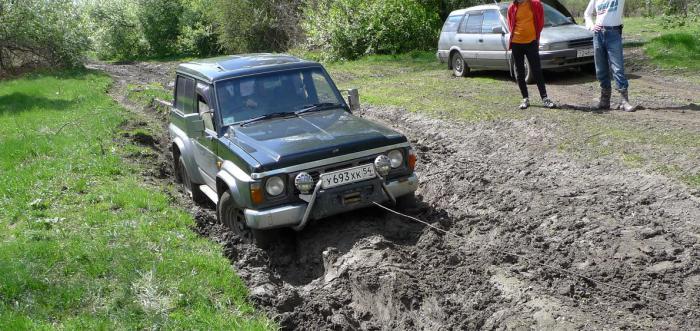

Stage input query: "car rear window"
[{"left": 441, "top": 15, "right": 463, "bottom": 33}]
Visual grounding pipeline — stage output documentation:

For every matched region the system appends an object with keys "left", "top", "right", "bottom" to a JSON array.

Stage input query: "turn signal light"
[
  {"left": 408, "top": 149, "right": 417, "bottom": 170},
  {"left": 250, "top": 182, "right": 264, "bottom": 205}
]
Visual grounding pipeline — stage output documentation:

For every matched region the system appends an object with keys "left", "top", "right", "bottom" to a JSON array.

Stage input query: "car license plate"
[
  {"left": 577, "top": 48, "right": 594, "bottom": 58},
  {"left": 321, "top": 164, "right": 376, "bottom": 189}
]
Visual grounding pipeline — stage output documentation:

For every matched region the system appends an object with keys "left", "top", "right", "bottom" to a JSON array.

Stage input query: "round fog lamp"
[
  {"left": 294, "top": 172, "right": 315, "bottom": 194},
  {"left": 374, "top": 155, "right": 391, "bottom": 176},
  {"left": 388, "top": 150, "right": 403, "bottom": 168},
  {"left": 265, "top": 176, "right": 285, "bottom": 196}
]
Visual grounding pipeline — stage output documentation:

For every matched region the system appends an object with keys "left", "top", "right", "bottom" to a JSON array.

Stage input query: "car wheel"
[
  {"left": 177, "top": 156, "right": 207, "bottom": 204},
  {"left": 452, "top": 53, "right": 469, "bottom": 77},
  {"left": 512, "top": 59, "right": 535, "bottom": 84},
  {"left": 524, "top": 59, "right": 535, "bottom": 84},
  {"left": 173, "top": 152, "right": 183, "bottom": 184},
  {"left": 217, "top": 190, "right": 274, "bottom": 248},
  {"left": 395, "top": 193, "right": 418, "bottom": 211}
]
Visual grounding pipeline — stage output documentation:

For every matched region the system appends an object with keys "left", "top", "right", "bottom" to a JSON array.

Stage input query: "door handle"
[
  {"left": 479, "top": 39, "right": 484, "bottom": 42},
  {"left": 458, "top": 39, "right": 463, "bottom": 42}
]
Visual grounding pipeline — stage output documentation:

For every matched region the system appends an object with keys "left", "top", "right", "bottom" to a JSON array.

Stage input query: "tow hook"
[{"left": 293, "top": 180, "right": 323, "bottom": 232}]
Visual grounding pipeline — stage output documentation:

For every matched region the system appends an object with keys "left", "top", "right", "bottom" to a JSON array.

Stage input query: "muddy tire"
[
  {"left": 217, "top": 190, "right": 274, "bottom": 248},
  {"left": 451, "top": 52, "right": 469, "bottom": 77},
  {"left": 177, "top": 156, "right": 207, "bottom": 204},
  {"left": 395, "top": 193, "right": 418, "bottom": 211}
]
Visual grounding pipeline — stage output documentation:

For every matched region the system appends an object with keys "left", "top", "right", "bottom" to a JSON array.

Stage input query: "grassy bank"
[{"left": 0, "top": 71, "right": 272, "bottom": 329}]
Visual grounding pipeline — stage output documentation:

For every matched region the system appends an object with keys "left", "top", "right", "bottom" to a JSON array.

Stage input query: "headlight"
[
  {"left": 539, "top": 43, "right": 550, "bottom": 51},
  {"left": 374, "top": 155, "right": 391, "bottom": 176},
  {"left": 294, "top": 172, "right": 315, "bottom": 194},
  {"left": 550, "top": 42, "right": 568, "bottom": 50},
  {"left": 387, "top": 150, "right": 403, "bottom": 168},
  {"left": 265, "top": 176, "right": 285, "bottom": 196}
]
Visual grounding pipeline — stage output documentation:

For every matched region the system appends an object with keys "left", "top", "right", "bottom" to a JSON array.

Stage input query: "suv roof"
[{"left": 177, "top": 53, "right": 321, "bottom": 83}]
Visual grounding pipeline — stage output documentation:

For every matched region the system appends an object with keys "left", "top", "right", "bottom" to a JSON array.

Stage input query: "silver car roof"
[{"left": 448, "top": 4, "right": 504, "bottom": 16}]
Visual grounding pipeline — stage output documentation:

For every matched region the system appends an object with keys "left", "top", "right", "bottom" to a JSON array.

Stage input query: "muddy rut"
[{"left": 90, "top": 61, "right": 700, "bottom": 330}]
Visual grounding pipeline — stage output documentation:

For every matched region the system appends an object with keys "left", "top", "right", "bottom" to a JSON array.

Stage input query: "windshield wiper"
[
  {"left": 239, "top": 112, "right": 297, "bottom": 127},
  {"left": 295, "top": 102, "right": 344, "bottom": 115}
]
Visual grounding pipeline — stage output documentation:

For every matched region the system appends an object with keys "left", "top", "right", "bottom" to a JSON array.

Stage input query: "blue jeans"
[{"left": 593, "top": 27, "right": 629, "bottom": 90}]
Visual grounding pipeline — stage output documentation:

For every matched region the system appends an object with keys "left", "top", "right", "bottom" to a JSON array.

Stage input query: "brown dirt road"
[{"left": 89, "top": 59, "right": 699, "bottom": 330}]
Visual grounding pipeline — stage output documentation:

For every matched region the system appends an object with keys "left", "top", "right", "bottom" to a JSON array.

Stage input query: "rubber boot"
[
  {"left": 597, "top": 88, "right": 611, "bottom": 110},
  {"left": 618, "top": 89, "right": 636, "bottom": 112}
]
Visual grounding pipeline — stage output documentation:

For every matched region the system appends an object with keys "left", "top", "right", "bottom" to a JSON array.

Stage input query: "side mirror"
[
  {"left": 347, "top": 88, "right": 360, "bottom": 112},
  {"left": 492, "top": 26, "right": 504, "bottom": 34}
]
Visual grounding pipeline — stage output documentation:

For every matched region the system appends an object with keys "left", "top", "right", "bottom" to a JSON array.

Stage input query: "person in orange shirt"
[{"left": 507, "top": 0, "right": 555, "bottom": 110}]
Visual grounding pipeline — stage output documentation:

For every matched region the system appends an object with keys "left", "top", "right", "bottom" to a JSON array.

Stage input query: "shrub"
[
  {"left": 302, "top": 0, "right": 441, "bottom": 60},
  {"left": 177, "top": 0, "right": 220, "bottom": 57},
  {"left": 138, "top": 0, "right": 184, "bottom": 57},
  {"left": 86, "top": 0, "right": 145, "bottom": 61},
  {"left": 0, "top": 0, "right": 90, "bottom": 75},
  {"left": 211, "top": 0, "right": 303, "bottom": 54}
]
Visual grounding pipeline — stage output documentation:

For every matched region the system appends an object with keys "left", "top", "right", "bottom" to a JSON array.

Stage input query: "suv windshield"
[{"left": 216, "top": 67, "right": 345, "bottom": 126}]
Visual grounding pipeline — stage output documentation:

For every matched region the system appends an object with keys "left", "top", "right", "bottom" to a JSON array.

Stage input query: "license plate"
[
  {"left": 321, "top": 164, "right": 376, "bottom": 189},
  {"left": 577, "top": 48, "right": 594, "bottom": 58}
]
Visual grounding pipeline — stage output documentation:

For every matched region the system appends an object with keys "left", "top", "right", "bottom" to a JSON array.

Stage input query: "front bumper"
[
  {"left": 539, "top": 49, "right": 594, "bottom": 69},
  {"left": 243, "top": 173, "right": 419, "bottom": 230}
]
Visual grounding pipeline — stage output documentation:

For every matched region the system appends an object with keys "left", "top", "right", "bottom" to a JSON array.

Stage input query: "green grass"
[
  {"left": 126, "top": 82, "right": 173, "bottom": 106},
  {"left": 0, "top": 71, "right": 274, "bottom": 329},
  {"left": 644, "top": 32, "right": 700, "bottom": 70},
  {"left": 325, "top": 52, "right": 520, "bottom": 121}
]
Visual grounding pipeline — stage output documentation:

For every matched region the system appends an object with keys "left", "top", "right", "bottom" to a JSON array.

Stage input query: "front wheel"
[
  {"left": 452, "top": 53, "right": 470, "bottom": 77},
  {"left": 217, "top": 191, "right": 274, "bottom": 248},
  {"left": 177, "top": 156, "right": 207, "bottom": 204},
  {"left": 512, "top": 58, "right": 534, "bottom": 84}
]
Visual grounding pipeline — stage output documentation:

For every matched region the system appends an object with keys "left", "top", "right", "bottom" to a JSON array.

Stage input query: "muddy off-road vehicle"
[{"left": 169, "top": 54, "right": 419, "bottom": 245}]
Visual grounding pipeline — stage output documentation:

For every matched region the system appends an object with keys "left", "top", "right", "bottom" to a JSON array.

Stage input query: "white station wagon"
[{"left": 437, "top": 0, "right": 595, "bottom": 83}]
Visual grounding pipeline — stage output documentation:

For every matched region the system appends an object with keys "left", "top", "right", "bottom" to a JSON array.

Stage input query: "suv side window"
[
  {"left": 198, "top": 95, "right": 214, "bottom": 131},
  {"left": 482, "top": 10, "right": 502, "bottom": 34},
  {"left": 463, "top": 12, "right": 483, "bottom": 34},
  {"left": 175, "top": 75, "right": 195, "bottom": 114}
]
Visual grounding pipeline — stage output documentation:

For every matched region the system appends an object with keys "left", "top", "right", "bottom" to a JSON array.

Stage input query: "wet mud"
[{"left": 90, "top": 61, "right": 699, "bottom": 330}]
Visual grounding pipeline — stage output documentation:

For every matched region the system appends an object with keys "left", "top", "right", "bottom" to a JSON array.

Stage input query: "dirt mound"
[{"left": 95, "top": 61, "right": 699, "bottom": 330}]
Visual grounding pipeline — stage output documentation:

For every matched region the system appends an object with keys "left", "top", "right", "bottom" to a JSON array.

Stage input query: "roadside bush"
[
  {"left": 177, "top": 0, "right": 220, "bottom": 57},
  {"left": 211, "top": 0, "right": 303, "bottom": 54},
  {"left": 303, "top": 0, "right": 441, "bottom": 60},
  {"left": 87, "top": 0, "right": 145, "bottom": 61},
  {"left": 138, "top": 0, "right": 184, "bottom": 57},
  {"left": 0, "top": 0, "right": 90, "bottom": 75}
]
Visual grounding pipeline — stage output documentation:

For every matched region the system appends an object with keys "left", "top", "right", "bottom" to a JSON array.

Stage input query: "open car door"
[{"left": 541, "top": 0, "right": 576, "bottom": 22}]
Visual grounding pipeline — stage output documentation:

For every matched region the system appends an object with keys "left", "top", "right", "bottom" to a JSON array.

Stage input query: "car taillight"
[
  {"left": 250, "top": 182, "right": 264, "bottom": 205},
  {"left": 408, "top": 148, "right": 417, "bottom": 170}
]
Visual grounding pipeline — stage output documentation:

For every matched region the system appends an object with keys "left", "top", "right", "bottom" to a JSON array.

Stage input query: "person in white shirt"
[{"left": 584, "top": 0, "right": 636, "bottom": 112}]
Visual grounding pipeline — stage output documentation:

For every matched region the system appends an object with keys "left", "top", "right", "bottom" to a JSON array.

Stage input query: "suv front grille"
[{"left": 568, "top": 38, "right": 593, "bottom": 48}]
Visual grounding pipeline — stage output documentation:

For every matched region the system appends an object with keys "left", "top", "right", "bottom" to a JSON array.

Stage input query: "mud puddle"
[{"left": 93, "top": 61, "right": 699, "bottom": 330}]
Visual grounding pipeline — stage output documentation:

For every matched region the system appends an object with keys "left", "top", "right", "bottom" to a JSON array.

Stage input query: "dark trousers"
[{"left": 512, "top": 40, "right": 547, "bottom": 99}]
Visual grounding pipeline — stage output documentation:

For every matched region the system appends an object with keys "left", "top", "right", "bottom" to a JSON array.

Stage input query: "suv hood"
[
  {"left": 229, "top": 109, "right": 407, "bottom": 171},
  {"left": 540, "top": 24, "right": 594, "bottom": 44}
]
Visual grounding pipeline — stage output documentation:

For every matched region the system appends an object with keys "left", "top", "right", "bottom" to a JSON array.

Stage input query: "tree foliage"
[
  {"left": 0, "top": 0, "right": 90, "bottom": 75},
  {"left": 138, "top": 0, "right": 184, "bottom": 57},
  {"left": 211, "top": 0, "right": 303, "bottom": 54},
  {"left": 303, "top": 0, "right": 441, "bottom": 60}
]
